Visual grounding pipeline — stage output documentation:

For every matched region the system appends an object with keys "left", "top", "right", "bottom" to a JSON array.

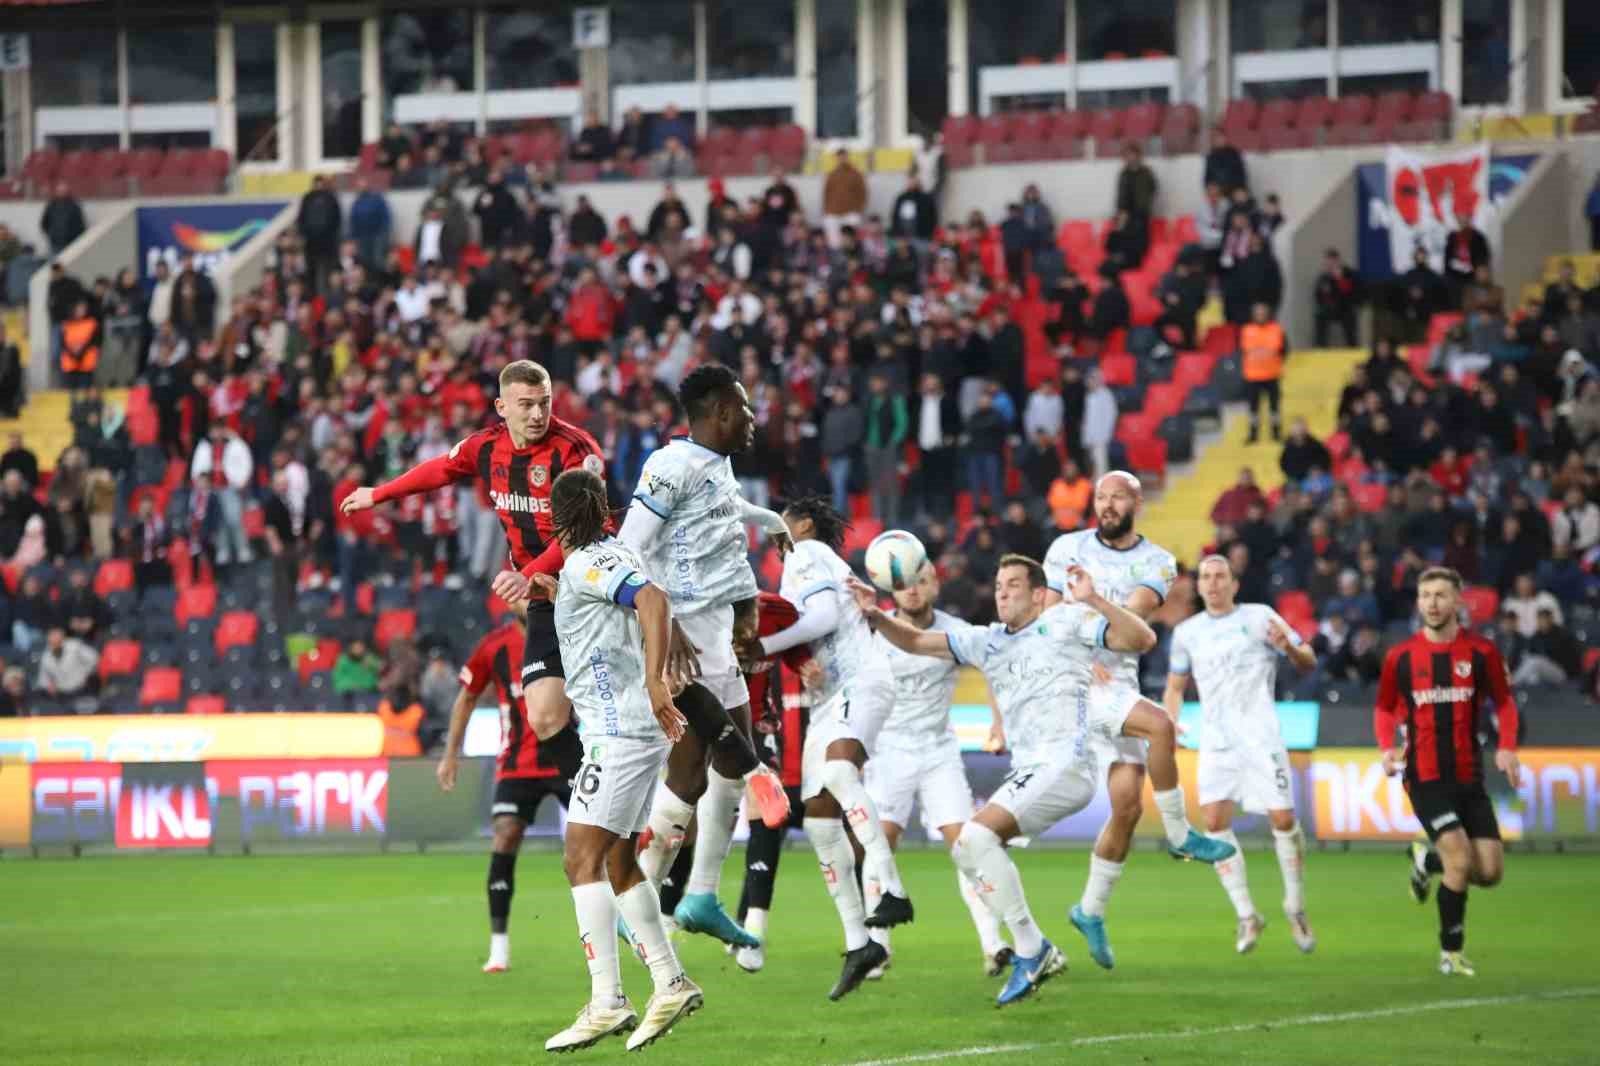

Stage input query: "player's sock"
[
  {"left": 1272, "top": 822, "right": 1307, "bottom": 913},
  {"left": 1437, "top": 884, "right": 1467, "bottom": 951},
  {"left": 804, "top": 817, "right": 870, "bottom": 951},
  {"left": 743, "top": 906, "right": 768, "bottom": 941},
  {"left": 677, "top": 685, "right": 761, "bottom": 778},
  {"left": 820, "top": 759, "right": 906, "bottom": 896},
  {"left": 541, "top": 721, "right": 585, "bottom": 786},
  {"left": 1209, "top": 830, "right": 1254, "bottom": 919},
  {"left": 658, "top": 842, "right": 694, "bottom": 917},
  {"left": 863, "top": 875, "right": 890, "bottom": 950},
  {"left": 487, "top": 850, "right": 515, "bottom": 936},
  {"left": 1078, "top": 855, "right": 1124, "bottom": 918},
  {"left": 684, "top": 768, "right": 743, "bottom": 895},
  {"left": 1152, "top": 787, "right": 1193, "bottom": 849},
  {"left": 954, "top": 822, "right": 1044, "bottom": 958},
  {"left": 957, "top": 860, "right": 1007, "bottom": 956},
  {"left": 571, "top": 881, "right": 624, "bottom": 1006},
  {"left": 638, "top": 784, "right": 695, "bottom": 890},
  {"left": 488, "top": 932, "right": 509, "bottom": 968},
  {"left": 615, "top": 881, "right": 686, "bottom": 991},
  {"left": 743, "top": 819, "right": 784, "bottom": 911},
  {"left": 1424, "top": 849, "right": 1443, "bottom": 875}
]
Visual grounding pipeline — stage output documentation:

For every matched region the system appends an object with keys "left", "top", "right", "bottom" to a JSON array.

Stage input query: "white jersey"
[
  {"left": 1043, "top": 529, "right": 1176, "bottom": 687},
  {"left": 944, "top": 603, "right": 1109, "bottom": 769},
  {"left": 874, "top": 609, "right": 962, "bottom": 754},
  {"left": 631, "top": 437, "right": 758, "bottom": 617},
  {"left": 1169, "top": 603, "right": 1301, "bottom": 753},
  {"left": 777, "top": 538, "right": 891, "bottom": 707},
  {"left": 555, "top": 536, "right": 662, "bottom": 743}
]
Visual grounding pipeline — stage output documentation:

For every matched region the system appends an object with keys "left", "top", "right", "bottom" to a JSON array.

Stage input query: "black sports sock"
[
  {"left": 487, "top": 851, "right": 516, "bottom": 934},
  {"left": 659, "top": 840, "right": 695, "bottom": 916},
  {"left": 1437, "top": 884, "right": 1467, "bottom": 951},
  {"left": 1424, "top": 850, "right": 1443, "bottom": 875},
  {"left": 676, "top": 683, "right": 760, "bottom": 778},
  {"left": 741, "top": 819, "right": 785, "bottom": 912},
  {"left": 538, "top": 721, "right": 585, "bottom": 784}
]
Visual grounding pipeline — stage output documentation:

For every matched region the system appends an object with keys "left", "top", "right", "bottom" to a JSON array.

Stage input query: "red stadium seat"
[
  {"left": 1276, "top": 590, "right": 1314, "bottom": 626},
  {"left": 1088, "top": 108, "right": 1123, "bottom": 156},
  {"left": 1173, "top": 352, "right": 1217, "bottom": 390},
  {"left": 1325, "top": 430, "right": 1351, "bottom": 462},
  {"left": 1257, "top": 99, "right": 1298, "bottom": 132},
  {"left": 1142, "top": 382, "right": 1189, "bottom": 421},
  {"left": 186, "top": 695, "right": 226, "bottom": 715},
  {"left": 1158, "top": 103, "right": 1201, "bottom": 154},
  {"left": 95, "top": 558, "right": 134, "bottom": 597},
  {"left": 139, "top": 667, "right": 183, "bottom": 707},
  {"left": 1296, "top": 96, "right": 1335, "bottom": 135},
  {"left": 1101, "top": 352, "right": 1137, "bottom": 387},
  {"left": 297, "top": 639, "right": 343, "bottom": 686},
  {"left": 99, "top": 639, "right": 143, "bottom": 682},
  {"left": 1221, "top": 99, "right": 1259, "bottom": 136},
  {"left": 1461, "top": 586, "right": 1500, "bottom": 626},
  {"left": 1044, "top": 110, "right": 1088, "bottom": 159},
  {"left": 374, "top": 608, "right": 418, "bottom": 651},
  {"left": 176, "top": 583, "right": 217, "bottom": 626},
  {"left": 214, "top": 610, "right": 260, "bottom": 657},
  {"left": 1115, "top": 411, "right": 1159, "bottom": 444},
  {"left": 1123, "top": 437, "right": 1167, "bottom": 479}
]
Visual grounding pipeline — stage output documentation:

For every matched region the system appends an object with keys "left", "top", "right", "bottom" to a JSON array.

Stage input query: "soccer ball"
[{"left": 864, "top": 530, "right": 929, "bottom": 593}]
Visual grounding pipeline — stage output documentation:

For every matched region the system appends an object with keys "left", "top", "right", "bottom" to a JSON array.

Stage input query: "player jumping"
[
  {"left": 740, "top": 496, "right": 914, "bottom": 1001},
  {"left": 541, "top": 468, "right": 702, "bottom": 1053},
  {"left": 437, "top": 602, "right": 572, "bottom": 973},
  {"left": 854, "top": 555, "right": 1230, "bottom": 1006},
  {"left": 1375, "top": 566, "right": 1522, "bottom": 978},
  {"left": 1163, "top": 554, "right": 1318, "bottom": 955},
  {"left": 862, "top": 563, "right": 1011, "bottom": 980},
  {"left": 1042, "top": 470, "right": 1179, "bottom": 970}
]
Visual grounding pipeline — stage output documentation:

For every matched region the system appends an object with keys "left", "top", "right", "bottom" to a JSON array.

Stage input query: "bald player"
[{"left": 1042, "top": 471, "right": 1179, "bottom": 970}]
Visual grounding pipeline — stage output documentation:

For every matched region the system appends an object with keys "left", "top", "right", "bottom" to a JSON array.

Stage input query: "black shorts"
[
  {"left": 492, "top": 775, "right": 570, "bottom": 822},
  {"left": 522, "top": 606, "right": 565, "bottom": 684},
  {"left": 1407, "top": 780, "right": 1501, "bottom": 842}
]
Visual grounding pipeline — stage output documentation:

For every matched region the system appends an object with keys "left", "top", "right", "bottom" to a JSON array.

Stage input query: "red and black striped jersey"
[
  {"left": 459, "top": 621, "right": 556, "bottom": 780},
  {"left": 373, "top": 418, "right": 604, "bottom": 575},
  {"left": 746, "top": 591, "right": 811, "bottom": 788},
  {"left": 1374, "top": 628, "right": 1519, "bottom": 785}
]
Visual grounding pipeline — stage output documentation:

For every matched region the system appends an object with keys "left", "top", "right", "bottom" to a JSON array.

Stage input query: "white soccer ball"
[{"left": 864, "top": 530, "right": 929, "bottom": 593}]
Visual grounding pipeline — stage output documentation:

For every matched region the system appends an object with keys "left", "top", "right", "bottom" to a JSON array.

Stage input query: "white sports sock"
[
  {"left": 685, "top": 768, "right": 743, "bottom": 895},
  {"left": 615, "top": 881, "right": 686, "bottom": 992},
  {"left": 488, "top": 932, "right": 510, "bottom": 967},
  {"left": 743, "top": 906, "right": 768, "bottom": 941},
  {"left": 1153, "top": 787, "right": 1192, "bottom": 848},
  {"left": 638, "top": 784, "right": 695, "bottom": 890},
  {"left": 820, "top": 759, "right": 905, "bottom": 896},
  {"left": 804, "top": 816, "right": 869, "bottom": 951},
  {"left": 956, "top": 858, "right": 1007, "bottom": 956},
  {"left": 953, "top": 822, "right": 1043, "bottom": 958},
  {"left": 864, "top": 874, "right": 890, "bottom": 950},
  {"left": 1273, "top": 821, "right": 1307, "bottom": 913},
  {"left": 1209, "top": 829, "right": 1254, "bottom": 919},
  {"left": 1078, "top": 855, "right": 1124, "bottom": 918},
  {"left": 571, "top": 882, "right": 623, "bottom": 1006}
]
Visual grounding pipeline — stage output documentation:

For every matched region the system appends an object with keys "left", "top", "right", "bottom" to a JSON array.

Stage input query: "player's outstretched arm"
[
  {"left": 436, "top": 686, "right": 477, "bottom": 791},
  {"left": 1066, "top": 566, "right": 1156, "bottom": 653},
  {"left": 1161, "top": 672, "right": 1188, "bottom": 723},
  {"left": 847, "top": 578, "right": 954, "bottom": 659},
  {"left": 342, "top": 450, "right": 468, "bottom": 515},
  {"left": 738, "top": 499, "right": 794, "bottom": 555},
  {"left": 1266, "top": 615, "right": 1316, "bottom": 672},
  {"left": 634, "top": 582, "right": 687, "bottom": 742}
]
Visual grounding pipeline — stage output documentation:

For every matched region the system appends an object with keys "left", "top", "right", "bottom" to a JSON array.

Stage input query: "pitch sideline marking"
[{"left": 838, "top": 986, "right": 1600, "bottom": 1066}]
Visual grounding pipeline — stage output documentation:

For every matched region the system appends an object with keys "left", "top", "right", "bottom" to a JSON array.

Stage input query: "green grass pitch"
[{"left": 5, "top": 846, "right": 1596, "bottom": 1065}]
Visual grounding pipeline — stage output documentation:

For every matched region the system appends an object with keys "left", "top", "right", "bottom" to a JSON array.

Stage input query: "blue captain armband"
[{"left": 611, "top": 571, "right": 650, "bottom": 608}]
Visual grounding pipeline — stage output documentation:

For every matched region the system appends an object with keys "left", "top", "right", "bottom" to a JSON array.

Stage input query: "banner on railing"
[
  {"left": 1355, "top": 149, "right": 1535, "bottom": 278},
  {"left": 136, "top": 201, "right": 287, "bottom": 279},
  {"left": 0, "top": 713, "right": 384, "bottom": 765}
]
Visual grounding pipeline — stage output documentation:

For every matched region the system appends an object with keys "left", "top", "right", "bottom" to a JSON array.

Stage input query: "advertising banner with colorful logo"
[
  {"left": 1308, "top": 748, "right": 1600, "bottom": 841},
  {"left": 136, "top": 201, "right": 288, "bottom": 280},
  {"left": 1356, "top": 150, "right": 1536, "bottom": 279},
  {"left": 0, "top": 713, "right": 384, "bottom": 765}
]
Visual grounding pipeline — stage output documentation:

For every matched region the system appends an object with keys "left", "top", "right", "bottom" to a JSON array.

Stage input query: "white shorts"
[
  {"left": 987, "top": 756, "right": 1098, "bottom": 839},
  {"left": 865, "top": 740, "right": 975, "bottom": 831},
  {"left": 677, "top": 604, "right": 746, "bottom": 711},
  {"left": 567, "top": 735, "right": 670, "bottom": 837},
  {"left": 800, "top": 670, "right": 896, "bottom": 801},
  {"left": 1198, "top": 744, "right": 1294, "bottom": 814},
  {"left": 1086, "top": 684, "right": 1149, "bottom": 780}
]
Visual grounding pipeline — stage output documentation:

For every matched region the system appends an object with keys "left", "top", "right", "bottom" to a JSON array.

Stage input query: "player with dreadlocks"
[
  {"left": 733, "top": 494, "right": 912, "bottom": 1000},
  {"left": 540, "top": 468, "right": 703, "bottom": 1053}
]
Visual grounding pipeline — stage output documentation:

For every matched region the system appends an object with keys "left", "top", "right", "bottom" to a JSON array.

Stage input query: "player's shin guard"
[
  {"left": 804, "top": 817, "right": 869, "bottom": 951},
  {"left": 638, "top": 784, "right": 695, "bottom": 891},
  {"left": 1437, "top": 884, "right": 1467, "bottom": 952},
  {"left": 677, "top": 684, "right": 760, "bottom": 779},
  {"left": 956, "top": 857, "right": 1007, "bottom": 957},
  {"left": 742, "top": 819, "right": 784, "bottom": 913},
  {"left": 685, "top": 768, "right": 743, "bottom": 896},
  {"left": 863, "top": 875, "right": 891, "bottom": 951},
  {"left": 487, "top": 851, "right": 516, "bottom": 935},
  {"left": 616, "top": 881, "right": 686, "bottom": 991},
  {"left": 1209, "top": 830, "right": 1254, "bottom": 919},
  {"left": 571, "top": 881, "right": 625, "bottom": 1006},
  {"left": 820, "top": 759, "right": 905, "bottom": 896},
  {"left": 953, "top": 822, "right": 1043, "bottom": 958},
  {"left": 658, "top": 842, "right": 694, "bottom": 916},
  {"left": 1078, "top": 855, "right": 1124, "bottom": 918},
  {"left": 1272, "top": 822, "right": 1307, "bottom": 913}
]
